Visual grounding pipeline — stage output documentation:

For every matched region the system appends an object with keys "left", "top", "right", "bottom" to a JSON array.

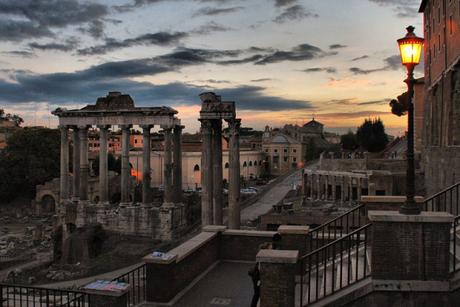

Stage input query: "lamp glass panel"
[{"left": 399, "top": 41, "right": 423, "bottom": 65}]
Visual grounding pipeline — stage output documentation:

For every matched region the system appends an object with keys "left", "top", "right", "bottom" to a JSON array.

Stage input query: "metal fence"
[
  {"left": 0, "top": 284, "right": 90, "bottom": 307},
  {"left": 111, "top": 263, "right": 146, "bottom": 306},
  {"left": 306, "top": 204, "right": 367, "bottom": 253},
  {"left": 299, "top": 224, "right": 371, "bottom": 306}
]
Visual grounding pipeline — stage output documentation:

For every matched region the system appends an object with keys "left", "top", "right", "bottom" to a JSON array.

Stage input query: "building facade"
[
  {"left": 420, "top": 0, "right": 460, "bottom": 195},
  {"left": 262, "top": 129, "right": 303, "bottom": 175}
]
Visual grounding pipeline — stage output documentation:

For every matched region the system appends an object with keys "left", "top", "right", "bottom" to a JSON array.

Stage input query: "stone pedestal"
[
  {"left": 368, "top": 210, "right": 453, "bottom": 281},
  {"left": 278, "top": 225, "right": 309, "bottom": 256},
  {"left": 256, "top": 249, "right": 299, "bottom": 307},
  {"left": 82, "top": 281, "right": 129, "bottom": 307}
]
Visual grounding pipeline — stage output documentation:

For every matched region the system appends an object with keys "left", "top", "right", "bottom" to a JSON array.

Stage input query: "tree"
[
  {"left": 0, "top": 108, "right": 24, "bottom": 126},
  {"left": 341, "top": 131, "right": 358, "bottom": 151},
  {"left": 305, "top": 138, "right": 318, "bottom": 161},
  {"left": 356, "top": 118, "right": 389, "bottom": 152},
  {"left": 0, "top": 127, "right": 60, "bottom": 202}
]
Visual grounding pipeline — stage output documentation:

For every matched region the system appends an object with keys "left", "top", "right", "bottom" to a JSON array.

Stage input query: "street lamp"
[{"left": 396, "top": 25, "right": 424, "bottom": 215}]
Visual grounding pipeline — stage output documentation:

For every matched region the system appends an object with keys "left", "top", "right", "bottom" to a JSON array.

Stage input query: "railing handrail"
[
  {"left": 301, "top": 223, "right": 372, "bottom": 261},
  {"left": 0, "top": 283, "right": 88, "bottom": 295},
  {"left": 309, "top": 204, "right": 365, "bottom": 235},
  {"left": 424, "top": 182, "right": 460, "bottom": 204}
]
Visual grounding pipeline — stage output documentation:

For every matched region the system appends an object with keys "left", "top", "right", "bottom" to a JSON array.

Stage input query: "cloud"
[
  {"left": 352, "top": 55, "right": 370, "bottom": 61},
  {"left": 274, "top": 4, "right": 318, "bottom": 23},
  {"left": 254, "top": 44, "right": 334, "bottom": 65},
  {"left": 77, "top": 32, "right": 188, "bottom": 56},
  {"left": 357, "top": 99, "right": 390, "bottom": 106},
  {"left": 0, "top": 0, "right": 109, "bottom": 41},
  {"left": 302, "top": 67, "right": 337, "bottom": 74},
  {"left": 79, "top": 20, "right": 105, "bottom": 39},
  {"left": 329, "top": 44, "right": 347, "bottom": 50},
  {"left": 251, "top": 78, "right": 273, "bottom": 82},
  {"left": 349, "top": 55, "right": 403, "bottom": 74},
  {"left": 274, "top": 0, "right": 298, "bottom": 7},
  {"left": 1, "top": 50, "right": 36, "bottom": 58},
  {"left": 0, "top": 69, "right": 312, "bottom": 112},
  {"left": 29, "top": 38, "right": 79, "bottom": 52},
  {"left": 193, "top": 6, "right": 244, "bottom": 17},
  {"left": 191, "top": 21, "right": 232, "bottom": 35},
  {"left": 368, "top": 0, "right": 419, "bottom": 18}
]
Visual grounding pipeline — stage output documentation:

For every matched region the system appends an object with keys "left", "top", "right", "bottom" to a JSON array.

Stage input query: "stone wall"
[
  {"left": 220, "top": 230, "right": 276, "bottom": 261},
  {"left": 423, "top": 146, "right": 460, "bottom": 196}
]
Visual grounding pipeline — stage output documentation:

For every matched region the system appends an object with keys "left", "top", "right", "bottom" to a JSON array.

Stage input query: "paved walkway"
[
  {"left": 240, "top": 169, "right": 303, "bottom": 224},
  {"left": 144, "top": 261, "right": 254, "bottom": 307}
]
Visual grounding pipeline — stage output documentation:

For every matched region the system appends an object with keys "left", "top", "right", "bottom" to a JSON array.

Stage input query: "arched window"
[
  {"left": 243, "top": 162, "right": 247, "bottom": 167},
  {"left": 249, "top": 161, "right": 253, "bottom": 166},
  {"left": 194, "top": 164, "right": 200, "bottom": 171},
  {"left": 254, "top": 161, "right": 258, "bottom": 166},
  {"left": 224, "top": 162, "right": 229, "bottom": 168}
]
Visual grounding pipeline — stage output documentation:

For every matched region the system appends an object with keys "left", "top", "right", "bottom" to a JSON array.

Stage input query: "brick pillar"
[
  {"left": 257, "top": 249, "right": 299, "bottom": 307},
  {"left": 278, "top": 225, "right": 309, "bottom": 256},
  {"left": 369, "top": 210, "right": 453, "bottom": 282}
]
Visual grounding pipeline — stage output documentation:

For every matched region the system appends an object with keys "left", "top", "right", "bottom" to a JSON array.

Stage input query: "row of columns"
[
  {"left": 200, "top": 118, "right": 241, "bottom": 229},
  {"left": 304, "top": 172, "right": 366, "bottom": 204},
  {"left": 59, "top": 124, "right": 183, "bottom": 206}
]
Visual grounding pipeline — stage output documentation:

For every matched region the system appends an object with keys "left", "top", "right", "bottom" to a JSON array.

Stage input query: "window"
[
  {"left": 249, "top": 161, "right": 253, "bottom": 166},
  {"left": 293, "top": 149, "right": 297, "bottom": 153},
  {"left": 284, "top": 148, "right": 288, "bottom": 153},
  {"left": 283, "top": 157, "right": 288, "bottom": 162},
  {"left": 225, "top": 162, "right": 229, "bottom": 168},
  {"left": 274, "top": 149, "right": 278, "bottom": 153},
  {"left": 293, "top": 157, "right": 297, "bottom": 162},
  {"left": 265, "top": 149, "right": 269, "bottom": 153},
  {"left": 243, "top": 162, "right": 247, "bottom": 167},
  {"left": 254, "top": 161, "right": 258, "bottom": 166},
  {"left": 194, "top": 164, "right": 200, "bottom": 171}
]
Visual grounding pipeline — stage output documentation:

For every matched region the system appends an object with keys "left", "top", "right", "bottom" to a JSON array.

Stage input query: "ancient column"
[
  {"left": 72, "top": 127, "right": 80, "bottom": 201},
  {"left": 340, "top": 176, "right": 345, "bottom": 203},
  {"left": 59, "top": 126, "right": 70, "bottom": 201},
  {"left": 324, "top": 175, "right": 329, "bottom": 200},
  {"left": 163, "top": 128, "right": 174, "bottom": 205},
  {"left": 316, "top": 174, "right": 321, "bottom": 200},
  {"left": 357, "top": 177, "right": 362, "bottom": 203},
  {"left": 228, "top": 118, "right": 241, "bottom": 229},
  {"left": 121, "top": 125, "right": 131, "bottom": 204},
  {"left": 200, "top": 119, "right": 213, "bottom": 226},
  {"left": 331, "top": 176, "right": 336, "bottom": 202},
  {"left": 172, "top": 125, "right": 183, "bottom": 204},
  {"left": 348, "top": 177, "right": 353, "bottom": 204},
  {"left": 98, "top": 125, "right": 109, "bottom": 204},
  {"left": 141, "top": 125, "right": 152, "bottom": 205},
  {"left": 212, "top": 120, "right": 223, "bottom": 225},
  {"left": 310, "top": 173, "right": 314, "bottom": 199},
  {"left": 79, "top": 126, "right": 89, "bottom": 201}
]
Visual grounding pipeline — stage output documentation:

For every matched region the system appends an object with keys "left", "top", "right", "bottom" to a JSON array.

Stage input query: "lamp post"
[{"left": 396, "top": 25, "right": 424, "bottom": 215}]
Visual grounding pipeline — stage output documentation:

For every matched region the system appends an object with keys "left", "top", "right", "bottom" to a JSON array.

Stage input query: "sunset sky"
[{"left": 0, "top": 0, "right": 423, "bottom": 135}]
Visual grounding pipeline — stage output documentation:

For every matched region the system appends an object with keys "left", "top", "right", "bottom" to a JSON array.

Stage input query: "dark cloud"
[
  {"left": 251, "top": 78, "right": 273, "bottom": 82},
  {"left": 193, "top": 6, "right": 244, "bottom": 17},
  {"left": 329, "top": 44, "right": 347, "bottom": 50},
  {"left": 191, "top": 21, "right": 232, "bottom": 35},
  {"left": 352, "top": 55, "right": 370, "bottom": 61},
  {"left": 274, "top": 5, "right": 318, "bottom": 23},
  {"left": 368, "top": 0, "right": 419, "bottom": 18},
  {"left": 302, "top": 67, "right": 337, "bottom": 74},
  {"left": 1, "top": 51, "right": 36, "bottom": 58},
  {"left": 77, "top": 32, "right": 189, "bottom": 56},
  {"left": 29, "top": 38, "right": 79, "bottom": 52},
  {"left": 274, "top": 0, "right": 298, "bottom": 7},
  {"left": 0, "top": 20, "right": 53, "bottom": 41},
  {"left": 349, "top": 55, "right": 403, "bottom": 74},
  {"left": 0, "top": 69, "right": 311, "bottom": 112},
  {"left": 0, "top": 0, "right": 109, "bottom": 41},
  {"left": 79, "top": 20, "right": 105, "bottom": 39},
  {"left": 254, "top": 44, "right": 334, "bottom": 65},
  {"left": 357, "top": 99, "right": 391, "bottom": 106}
]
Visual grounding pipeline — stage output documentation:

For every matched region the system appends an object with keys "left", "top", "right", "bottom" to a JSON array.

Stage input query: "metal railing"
[
  {"left": 422, "top": 182, "right": 460, "bottom": 273},
  {"left": 0, "top": 284, "right": 89, "bottom": 306},
  {"left": 306, "top": 204, "right": 367, "bottom": 253},
  {"left": 111, "top": 263, "right": 146, "bottom": 306},
  {"left": 299, "top": 224, "right": 371, "bottom": 306}
]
